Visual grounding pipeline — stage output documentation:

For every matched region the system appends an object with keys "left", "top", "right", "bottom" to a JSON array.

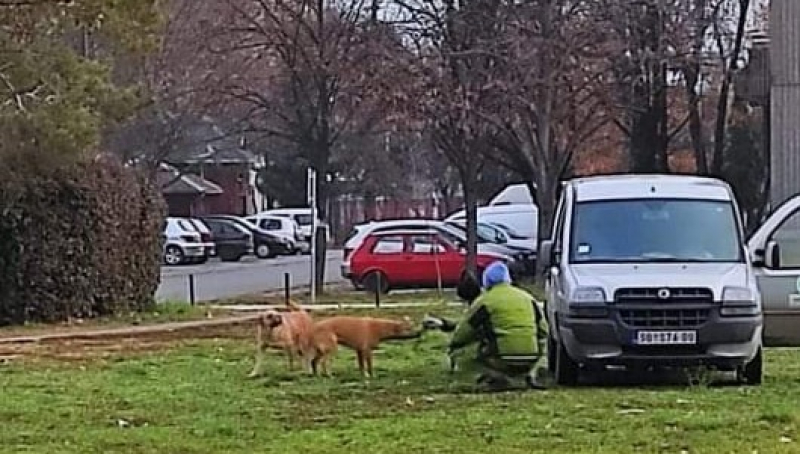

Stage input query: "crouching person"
[{"left": 447, "top": 261, "right": 550, "bottom": 391}]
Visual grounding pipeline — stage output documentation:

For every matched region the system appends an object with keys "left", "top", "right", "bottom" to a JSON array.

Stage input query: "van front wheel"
[
  {"left": 554, "top": 338, "right": 579, "bottom": 386},
  {"left": 547, "top": 335, "right": 557, "bottom": 373},
  {"left": 738, "top": 347, "right": 762, "bottom": 386}
]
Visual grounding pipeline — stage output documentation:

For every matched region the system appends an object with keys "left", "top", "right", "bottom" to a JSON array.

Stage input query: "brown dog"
[
  {"left": 248, "top": 299, "right": 314, "bottom": 377},
  {"left": 308, "top": 316, "right": 421, "bottom": 378}
]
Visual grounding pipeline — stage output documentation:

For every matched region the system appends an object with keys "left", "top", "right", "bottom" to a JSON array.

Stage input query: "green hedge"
[{"left": 0, "top": 159, "right": 165, "bottom": 325}]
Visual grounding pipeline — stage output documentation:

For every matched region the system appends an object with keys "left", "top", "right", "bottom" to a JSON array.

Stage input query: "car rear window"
[
  {"left": 371, "top": 236, "right": 404, "bottom": 254},
  {"left": 178, "top": 220, "right": 196, "bottom": 232}
]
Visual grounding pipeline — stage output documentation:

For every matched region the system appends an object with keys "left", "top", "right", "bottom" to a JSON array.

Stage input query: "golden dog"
[
  {"left": 307, "top": 316, "right": 421, "bottom": 378},
  {"left": 248, "top": 299, "right": 314, "bottom": 377}
]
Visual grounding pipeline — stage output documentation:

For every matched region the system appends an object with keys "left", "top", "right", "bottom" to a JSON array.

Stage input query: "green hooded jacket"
[{"left": 449, "top": 283, "right": 548, "bottom": 359}]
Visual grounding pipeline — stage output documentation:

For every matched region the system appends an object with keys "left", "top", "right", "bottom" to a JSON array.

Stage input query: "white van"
[
  {"left": 445, "top": 204, "right": 538, "bottom": 247},
  {"left": 540, "top": 174, "right": 765, "bottom": 385},
  {"left": 489, "top": 183, "right": 535, "bottom": 205}
]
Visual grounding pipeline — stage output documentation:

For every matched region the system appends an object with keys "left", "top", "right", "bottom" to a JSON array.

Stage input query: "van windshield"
[{"left": 570, "top": 199, "right": 742, "bottom": 263}]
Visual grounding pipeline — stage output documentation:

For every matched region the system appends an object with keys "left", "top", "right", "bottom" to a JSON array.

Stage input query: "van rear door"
[{"left": 748, "top": 195, "right": 800, "bottom": 347}]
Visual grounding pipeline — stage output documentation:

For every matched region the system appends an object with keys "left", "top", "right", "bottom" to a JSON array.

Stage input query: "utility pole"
[{"left": 307, "top": 167, "right": 318, "bottom": 304}]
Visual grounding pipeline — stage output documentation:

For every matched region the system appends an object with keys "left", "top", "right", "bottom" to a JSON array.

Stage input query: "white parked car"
[
  {"left": 185, "top": 217, "right": 216, "bottom": 257},
  {"left": 246, "top": 214, "right": 309, "bottom": 255},
  {"left": 261, "top": 208, "right": 331, "bottom": 243},
  {"left": 162, "top": 217, "right": 208, "bottom": 266}
]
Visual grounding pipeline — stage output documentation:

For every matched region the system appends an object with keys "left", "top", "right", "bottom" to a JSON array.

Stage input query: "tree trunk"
[
  {"left": 533, "top": 177, "right": 556, "bottom": 283},
  {"left": 685, "top": 62, "right": 708, "bottom": 174},
  {"left": 629, "top": 111, "right": 659, "bottom": 173},
  {"left": 686, "top": 0, "right": 709, "bottom": 175},
  {"left": 654, "top": 62, "right": 670, "bottom": 173},
  {"left": 461, "top": 166, "right": 478, "bottom": 276},
  {"left": 711, "top": 0, "right": 751, "bottom": 175}
]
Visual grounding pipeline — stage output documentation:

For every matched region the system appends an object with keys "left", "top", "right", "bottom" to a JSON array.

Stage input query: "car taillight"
[{"left": 181, "top": 235, "right": 198, "bottom": 243}]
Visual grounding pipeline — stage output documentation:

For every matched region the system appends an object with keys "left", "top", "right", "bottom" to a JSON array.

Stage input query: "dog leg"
[
  {"left": 364, "top": 350, "right": 374, "bottom": 379},
  {"left": 248, "top": 351, "right": 265, "bottom": 378},
  {"left": 311, "top": 354, "right": 321, "bottom": 376},
  {"left": 356, "top": 351, "right": 366, "bottom": 377},
  {"left": 320, "top": 354, "right": 330, "bottom": 377},
  {"left": 248, "top": 325, "right": 266, "bottom": 378},
  {"left": 286, "top": 348, "right": 296, "bottom": 371},
  {"left": 324, "top": 345, "right": 337, "bottom": 378}
]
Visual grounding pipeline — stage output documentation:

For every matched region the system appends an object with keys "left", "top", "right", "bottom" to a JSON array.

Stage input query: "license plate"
[{"left": 635, "top": 330, "right": 697, "bottom": 345}]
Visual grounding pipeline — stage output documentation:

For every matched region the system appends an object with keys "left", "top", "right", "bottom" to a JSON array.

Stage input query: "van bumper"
[{"left": 558, "top": 312, "right": 762, "bottom": 370}]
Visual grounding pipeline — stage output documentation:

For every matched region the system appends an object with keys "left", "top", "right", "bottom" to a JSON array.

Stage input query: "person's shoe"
[
  {"left": 422, "top": 314, "right": 445, "bottom": 330},
  {"left": 526, "top": 369, "right": 553, "bottom": 390},
  {"left": 525, "top": 375, "right": 548, "bottom": 390},
  {"left": 477, "top": 373, "right": 513, "bottom": 392}
]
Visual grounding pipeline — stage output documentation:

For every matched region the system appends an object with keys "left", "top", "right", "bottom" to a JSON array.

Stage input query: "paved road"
[{"left": 156, "top": 251, "right": 346, "bottom": 302}]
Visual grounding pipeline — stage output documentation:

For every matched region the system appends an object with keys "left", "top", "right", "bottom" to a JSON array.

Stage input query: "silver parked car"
[{"left": 540, "top": 175, "right": 766, "bottom": 385}]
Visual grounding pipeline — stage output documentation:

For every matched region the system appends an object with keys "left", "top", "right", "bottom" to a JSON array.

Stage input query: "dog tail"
[{"left": 285, "top": 298, "right": 304, "bottom": 312}]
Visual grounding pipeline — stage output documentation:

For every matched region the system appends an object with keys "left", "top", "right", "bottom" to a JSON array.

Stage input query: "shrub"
[{"left": 0, "top": 158, "right": 165, "bottom": 325}]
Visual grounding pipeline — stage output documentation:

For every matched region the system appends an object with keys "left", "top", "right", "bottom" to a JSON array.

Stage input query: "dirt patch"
[{"left": 0, "top": 319, "right": 256, "bottom": 362}]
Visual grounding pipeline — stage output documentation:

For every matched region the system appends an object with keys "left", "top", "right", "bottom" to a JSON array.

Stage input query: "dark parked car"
[
  {"left": 200, "top": 218, "right": 253, "bottom": 262},
  {"left": 202, "top": 215, "right": 293, "bottom": 258},
  {"left": 443, "top": 222, "right": 536, "bottom": 275}
]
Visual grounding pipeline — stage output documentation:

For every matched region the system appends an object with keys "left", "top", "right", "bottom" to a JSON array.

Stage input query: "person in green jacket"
[{"left": 445, "top": 261, "right": 549, "bottom": 391}]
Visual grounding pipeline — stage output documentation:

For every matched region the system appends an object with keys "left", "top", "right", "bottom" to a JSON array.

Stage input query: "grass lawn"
[{"left": 1, "top": 297, "right": 800, "bottom": 453}]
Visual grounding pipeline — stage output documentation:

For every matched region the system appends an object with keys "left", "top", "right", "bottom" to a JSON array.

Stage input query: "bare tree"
[
  {"left": 191, "top": 0, "right": 398, "bottom": 290},
  {"left": 395, "top": 0, "right": 505, "bottom": 274},
  {"left": 104, "top": 0, "right": 225, "bottom": 182},
  {"left": 709, "top": 0, "right": 752, "bottom": 175},
  {"left": 481, "top": 0, "right": 614, "bottom": 276}
]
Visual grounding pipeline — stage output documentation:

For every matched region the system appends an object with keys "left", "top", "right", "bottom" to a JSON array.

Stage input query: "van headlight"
[
  {"left": 721, "top": 286, "right": 760, "bottom": 316},
  {"left": 571, "top": 287, "right": 606, "bottom": 304},
  {"left": 568, "top": 287, "right": 608, "bottom": 318}
]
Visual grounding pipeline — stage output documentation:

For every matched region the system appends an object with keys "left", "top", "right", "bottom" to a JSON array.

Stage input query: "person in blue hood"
[{"left": 423, "top": 261, "right": 550, "bottom": 391}]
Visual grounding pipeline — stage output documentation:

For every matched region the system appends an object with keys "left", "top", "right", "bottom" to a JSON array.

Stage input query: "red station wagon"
[{"left": 349, "top": 229, "right": 509, "bottom": 293}]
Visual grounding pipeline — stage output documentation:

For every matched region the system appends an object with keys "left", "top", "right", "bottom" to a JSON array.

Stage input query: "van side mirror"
[
  {"left": 540, "top": 240, "right": 556, "bottom": 267},
  {"left": 765, "top": 240, "right": 781, "bottom": 269}
]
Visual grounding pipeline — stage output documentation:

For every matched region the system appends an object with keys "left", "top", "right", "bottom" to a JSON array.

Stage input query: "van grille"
[
  {"left": 619, "top": 308, "right": 710, "bottom": 328},
  {"left": 615, "top": 287, "right": 713, "bottom": 305},
  {"left": 615, "top": 288, "right": 713, "bottom": 329}
]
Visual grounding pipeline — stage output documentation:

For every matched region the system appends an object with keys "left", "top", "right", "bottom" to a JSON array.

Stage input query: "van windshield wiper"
[{"left": 574, "top": 256, "right": 737, "bottom": 264}]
